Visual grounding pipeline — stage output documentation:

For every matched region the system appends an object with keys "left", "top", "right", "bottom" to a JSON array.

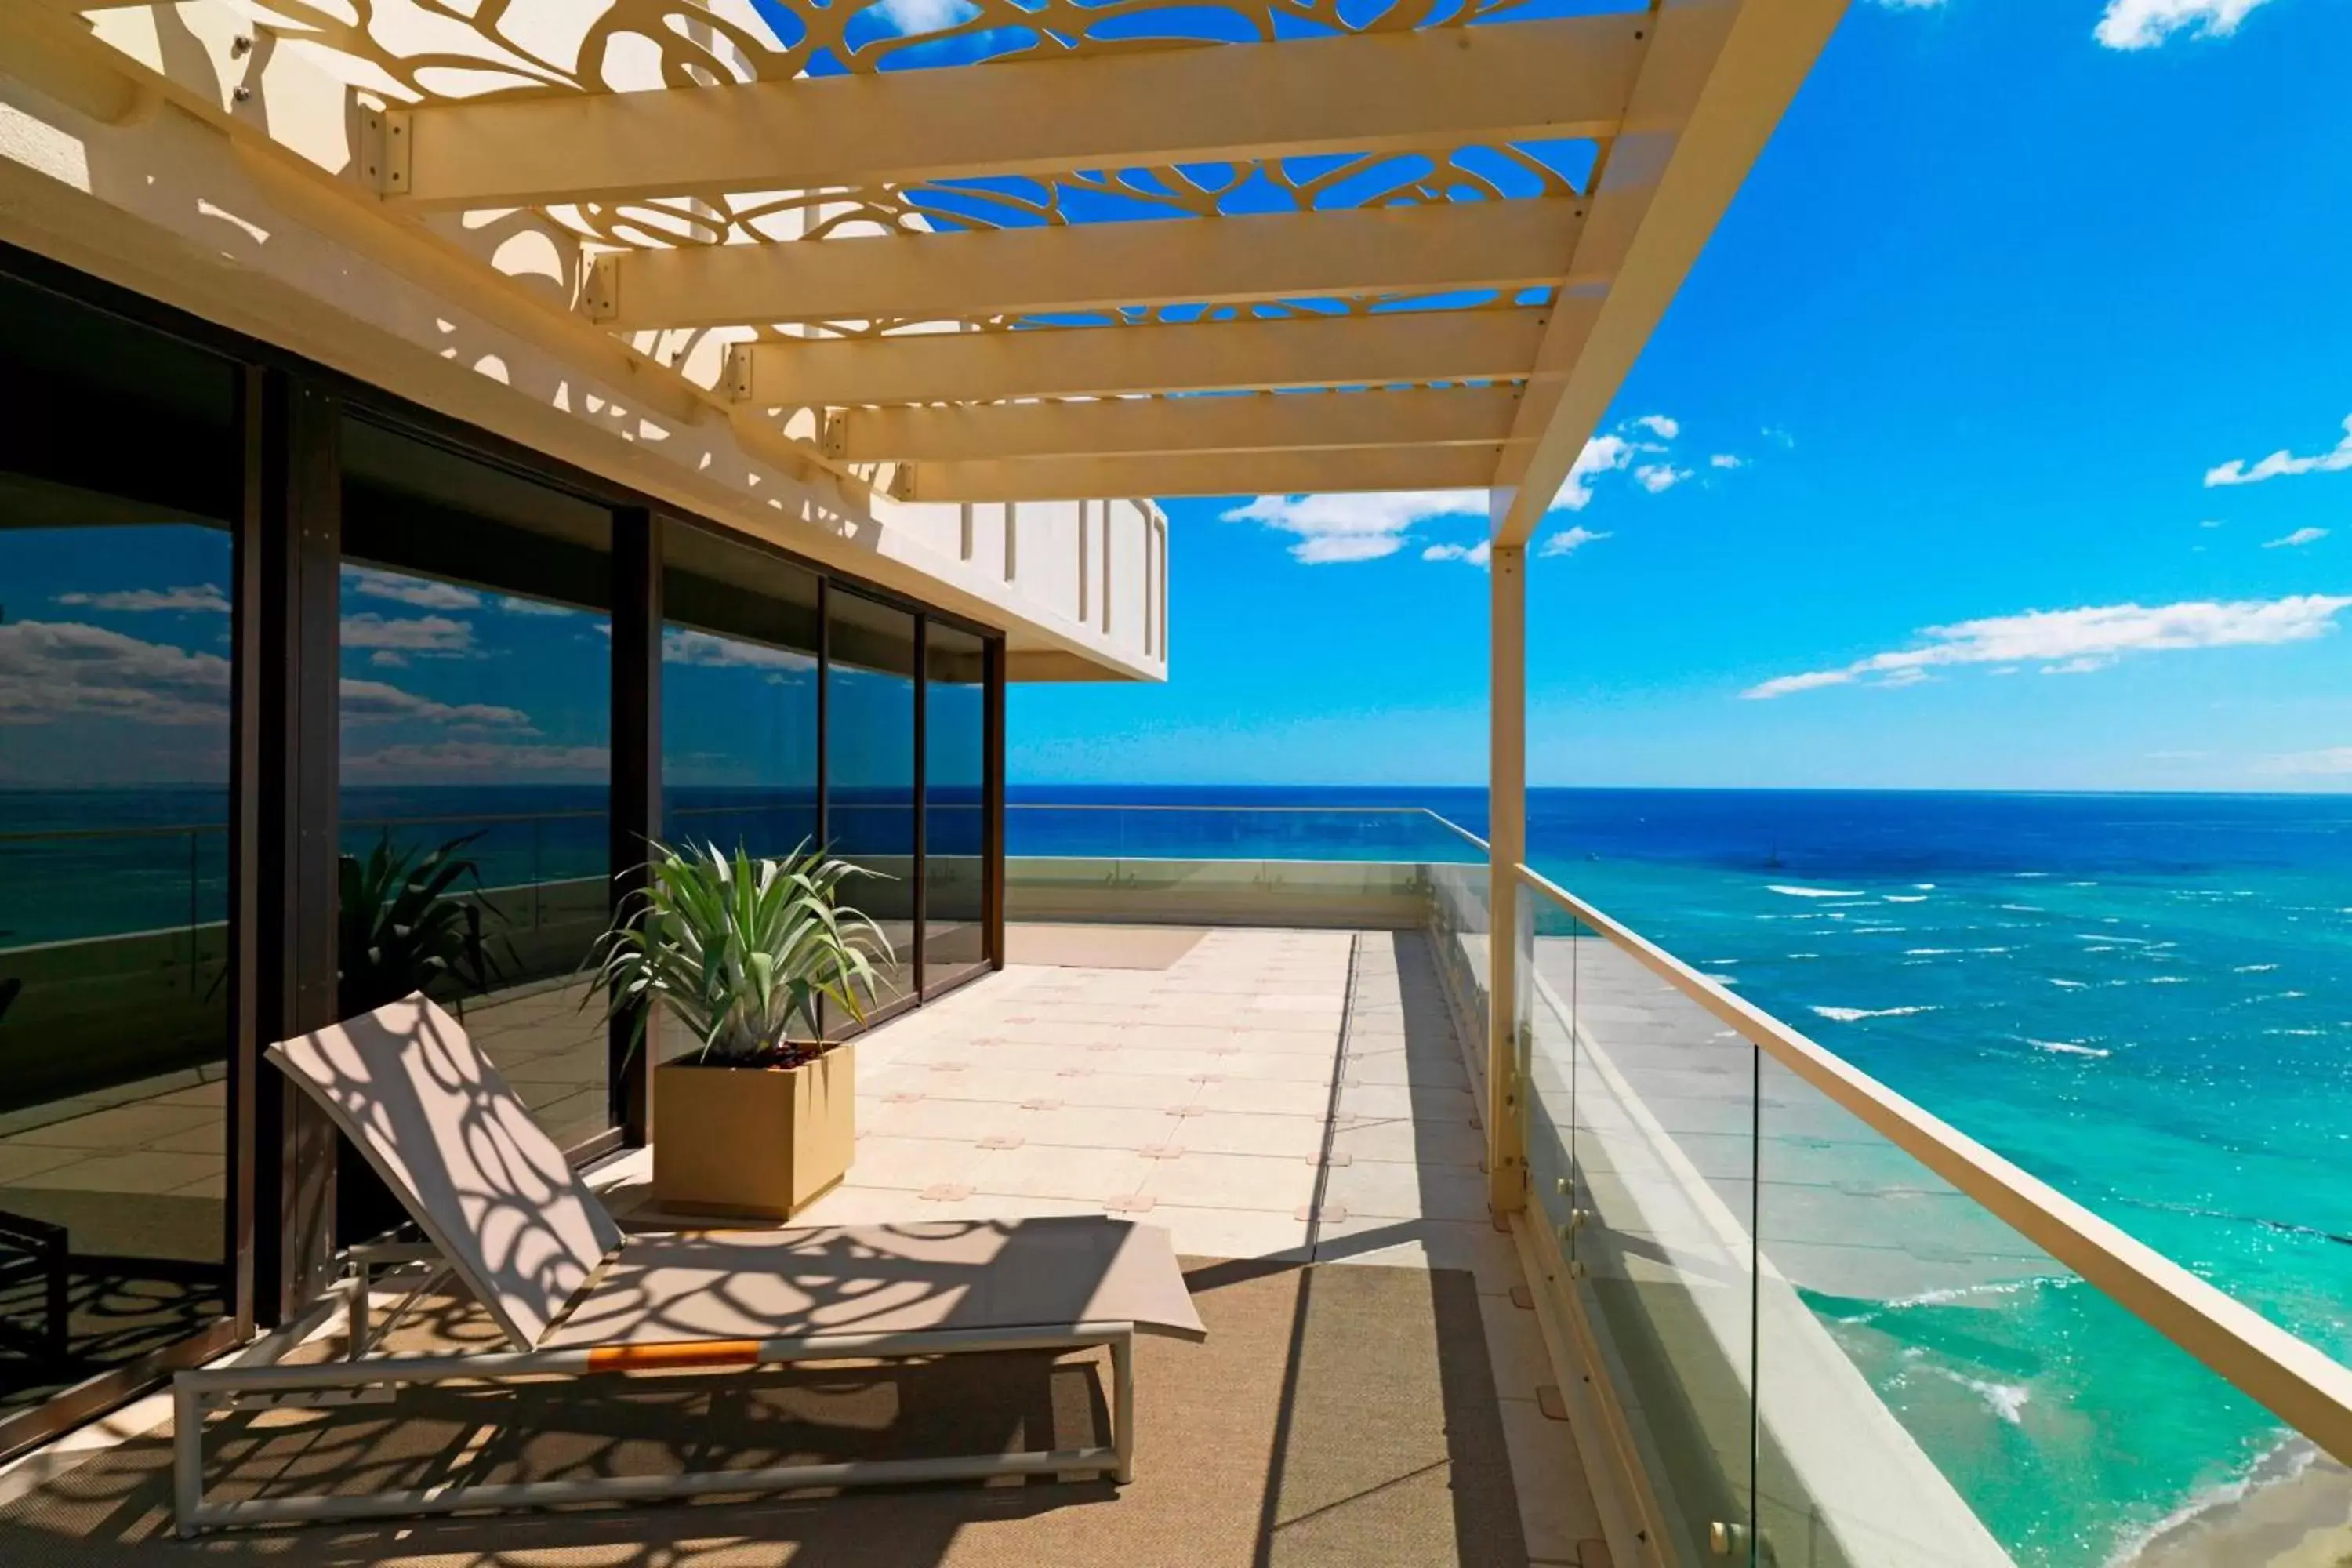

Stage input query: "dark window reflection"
[
  {"left": 925, "top": 625, "right": 989, "bottom": 990},
  {"left": 337, "top": 419, "right": 613, "bottom": 1152},
  {"left": 661, "top": 521, "right": 820, "bottom": 865},
  {"left": 0, "top": 274, "right": 234, "bottom": 1417},
  {"left": 826, "top": 591, "right": 916, "bottom": 1018}
]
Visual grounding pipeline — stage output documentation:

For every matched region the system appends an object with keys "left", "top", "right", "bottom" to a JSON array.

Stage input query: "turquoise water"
[{"left": 1542, "top": 837, "right": 2352, "bottom": 1565}]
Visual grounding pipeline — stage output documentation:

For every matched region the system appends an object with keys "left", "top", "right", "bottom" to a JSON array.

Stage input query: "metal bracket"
[
  {"left": 721, "top": 344, "right": 756, "bottom": 402},
  {"left": 818, "top": 412, "right": 848, "bottom": 459},
  {"left": 353, "top": 103, "right": 411, "bottom": 196},
  {"left": 579, "top": 252, "right": 620, "bottom": 322}
]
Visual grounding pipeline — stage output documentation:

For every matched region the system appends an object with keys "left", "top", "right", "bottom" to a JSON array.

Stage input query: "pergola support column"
[{"left": 1486, "top": 541, "right": 1528, "bottom": 1218}]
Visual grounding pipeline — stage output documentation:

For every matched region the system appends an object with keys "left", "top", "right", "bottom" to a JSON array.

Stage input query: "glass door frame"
[{"left": 0, "top": 239, "right": 1009, "bottom": 1465}]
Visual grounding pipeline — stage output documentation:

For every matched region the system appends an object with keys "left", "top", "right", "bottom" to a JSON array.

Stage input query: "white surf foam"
[
  {"left": 1928, "top": 1369, "right": 2031, "bottom": 1425},
  {"left": 1811, "top": 1004, "right": 1939, "bottom": 1022},
  {"left": 2050, "top": 978, "right": 2089, "bottom": 989},
  {"left": 2028, "top": 1038, "right": 2111, "bottom": 1058},
  {"left": 1768, "top": 884, "right": 1864, "bottom": 898}
]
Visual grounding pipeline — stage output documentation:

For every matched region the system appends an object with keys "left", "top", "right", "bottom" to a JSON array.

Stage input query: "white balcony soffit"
[{"left": 20, "top": 0, "right": 1846, "bottom": 546}]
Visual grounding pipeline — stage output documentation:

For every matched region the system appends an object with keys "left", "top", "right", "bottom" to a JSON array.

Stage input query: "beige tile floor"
[{"left": 639, "top": 926, "right": 1610, "bottom": 1567}]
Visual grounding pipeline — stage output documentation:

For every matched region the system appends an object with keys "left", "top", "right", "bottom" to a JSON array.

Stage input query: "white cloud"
[
  {"left": 54, "top": 584, "right": 230, "bottom": 615},
  {"left": 342, "top": 567, "right": 481, "bottom": 610},
  {"left": 1709, "top": 454, "right": 1745, "bottom": 470},
  {"left": 497, "top": 594, "right": 577, "bottom": 616},
  {"left": 1744, "top": 593, "right": 2352, "bottom": 699},
  {"left": 338, "top": 677, "right": 532, "bottom": 729},
  {"left": 343, "top": 741, "right": 608, "bottom": 782},
  {"left": 2096, "top": 0, "right": 2272, "bottom": 49},
  {"left": 662, "top": 626, "right": 817, "bottom": 670},
  {"left": 2263, "top": 746, "right": 2352, "bottom": 777},
  {"left": 873, "top": 0, "right": 979, "bottom": 34},
  {"left": 1537, "top": 526, "right": 1611, "bottom": 558},
  {"left": 2206, "top": 415, "right": 2352, "bottom": 487},
  {"left": 2200, "top": 518, "right": 2225, "bottom": 528},
  {"left": 340, "top": 612, "right": 475, "bottom": 656},
  {"left": 1222, "top": 489, "right": 1486, "bottom": 564},
  {"left": 1421, "top": 540, "right": 1492, "bottom": 567},
  {"left": 1226, "top": 421, "right": 1692, "bottom": 564},
  {"left": 0, "top": 620, "right": 230, "bottom": 725},
  {"left": 2265, "top": 527, "right": 2330, "bottom": 549},
  {"left": 1550, "top": 434, "right": 1635, "bottom": 512}
]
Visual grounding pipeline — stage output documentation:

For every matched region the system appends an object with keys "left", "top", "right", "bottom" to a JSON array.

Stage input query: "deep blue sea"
[{"left": 7, "top": 782, "right": 2350, "bottom": 1559}]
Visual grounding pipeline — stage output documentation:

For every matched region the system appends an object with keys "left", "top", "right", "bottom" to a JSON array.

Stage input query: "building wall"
[{"left": 0, "top": 16, "right": 1169, "bottom": 683}]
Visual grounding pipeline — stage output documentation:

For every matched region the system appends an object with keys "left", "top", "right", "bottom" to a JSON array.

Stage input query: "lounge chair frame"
[
  {"left": 171, "top": 994, "right": 1198, "bottom": 1536},
  {"left": 173, "top": 1314, "right": 1134, "bottom": 1531}
]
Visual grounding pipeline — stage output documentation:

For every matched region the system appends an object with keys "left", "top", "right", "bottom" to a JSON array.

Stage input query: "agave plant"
[
  {"left": 591, "top": 840, "right": 895, "bottom": 1069},
  {"left": 337, "top": 832, "right": 509, "bottom": 1017}
]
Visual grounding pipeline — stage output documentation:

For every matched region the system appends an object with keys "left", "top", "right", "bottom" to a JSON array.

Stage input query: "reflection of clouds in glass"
[
  {"left": 341, "top": 611, "right": 475, "bottom": 656},
  {"left": 0, "top": 619, "right": 230, "bottom": 724},
  {"left": 338, "top": 677, "right": 532, "bottom": 729},
  {"left": 343, "top": 741, "right": 605, "bottom": 782},
  {"left": 343, "top": 566, "right": 480, "bottom": 610},
  {"left": 663, "top": 626, "right": 815, "bottom": 673},
  {"left": 55, "top": 583, "right": 230, "bottom": 614}
]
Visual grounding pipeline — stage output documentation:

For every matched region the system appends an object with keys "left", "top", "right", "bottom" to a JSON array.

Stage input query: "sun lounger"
[{"left": 172, "top": 993, "right": 1205, "bottom": 1534}]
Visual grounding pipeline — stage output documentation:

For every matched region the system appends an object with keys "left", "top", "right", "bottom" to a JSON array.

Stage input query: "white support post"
[{"left": 1488, "top": 541, "right": 1527, "bottom": 1216}]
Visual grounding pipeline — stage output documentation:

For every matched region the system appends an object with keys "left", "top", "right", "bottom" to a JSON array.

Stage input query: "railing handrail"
[
  {"left": 1513, "top": 859, "right": 2352, "bottom": 1466},
  {"left": 1009, "top": 800, "right": 1492, "bottom": 854},
  {"left": 3, "top": 800, "right": 1485, "bottom": 848}
]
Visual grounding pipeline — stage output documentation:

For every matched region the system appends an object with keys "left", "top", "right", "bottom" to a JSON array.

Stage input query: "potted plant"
[
  {"left": 337, "top": 831, "right": 510, "bottom": 1016},
  {"left": 592, "top": 840, "right": 894, "bottom": 1219}
]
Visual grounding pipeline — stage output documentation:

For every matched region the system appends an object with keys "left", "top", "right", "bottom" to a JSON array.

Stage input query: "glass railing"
[
  {"left": 1513, "top": 862, "right": 2352, "bottom": 1568},
  {"left": 1007, "top": 800, "right": 1486, "bottom": 863},
  {"left": 1003, "top": 802, "right": 1490, "bottom": 933}
]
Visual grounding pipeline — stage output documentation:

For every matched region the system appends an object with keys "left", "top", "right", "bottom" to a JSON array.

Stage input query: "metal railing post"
[{"left": 1487, "top": 540, "right": 1527, "bottom": 1215}]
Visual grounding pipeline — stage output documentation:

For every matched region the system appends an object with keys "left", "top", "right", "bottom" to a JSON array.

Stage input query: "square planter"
[{"left": 652, "top": 1043, "right": 856, "bottom": 1220}]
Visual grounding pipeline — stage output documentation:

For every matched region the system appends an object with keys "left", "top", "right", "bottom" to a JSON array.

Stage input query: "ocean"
[{"left": 7, "top": 781, "right": 2350, "bottom": 1561}]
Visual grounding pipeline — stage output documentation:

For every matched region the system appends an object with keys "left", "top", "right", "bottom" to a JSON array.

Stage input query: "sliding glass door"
[
  {"left": 924, "top": 624, "right": 990, "bottom": 993},
  {"left": 337, "top": 418, "right": 616, "bottom": 1154},
  {"left": 0, "top": 271, "right": 241, "bottom": 1436},
  {"left": 825, "top": 590, "right": 920, "bottom": 1018}
]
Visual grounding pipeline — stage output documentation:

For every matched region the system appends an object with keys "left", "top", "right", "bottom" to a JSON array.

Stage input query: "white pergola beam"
[
  {"left": 898, "top": 446, "right": 1504, "bottom": 503},
  {"left": 1492, "top": 0, "right": 1849, "bottom": 545},
  {"left": 590, "top": 200, "right": 1586, "bottom": 330},
  {"left": 833, "top": 387, "right": 1532, "bottom": 463},
  {"left": 386, "top": 16, "right": 1646, "bottom": 210},
  {"left": 731, "top": 306, "right": 1583, "bottom": 408}
]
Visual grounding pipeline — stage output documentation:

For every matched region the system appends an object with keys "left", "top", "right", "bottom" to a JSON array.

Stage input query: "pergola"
[{"left": 24, "top": 0, "right": 1848, "bottom": 1213}]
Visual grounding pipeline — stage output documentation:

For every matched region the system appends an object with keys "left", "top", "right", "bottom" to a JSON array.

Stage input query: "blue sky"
[{"left": 1011, "top": 0, "right": 2352, "bottom": 790}]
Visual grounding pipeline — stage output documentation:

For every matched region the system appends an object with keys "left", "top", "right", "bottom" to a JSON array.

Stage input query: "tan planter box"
[{"left": 652, "top": 1043, "right": 855, "bottom": 1220}]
